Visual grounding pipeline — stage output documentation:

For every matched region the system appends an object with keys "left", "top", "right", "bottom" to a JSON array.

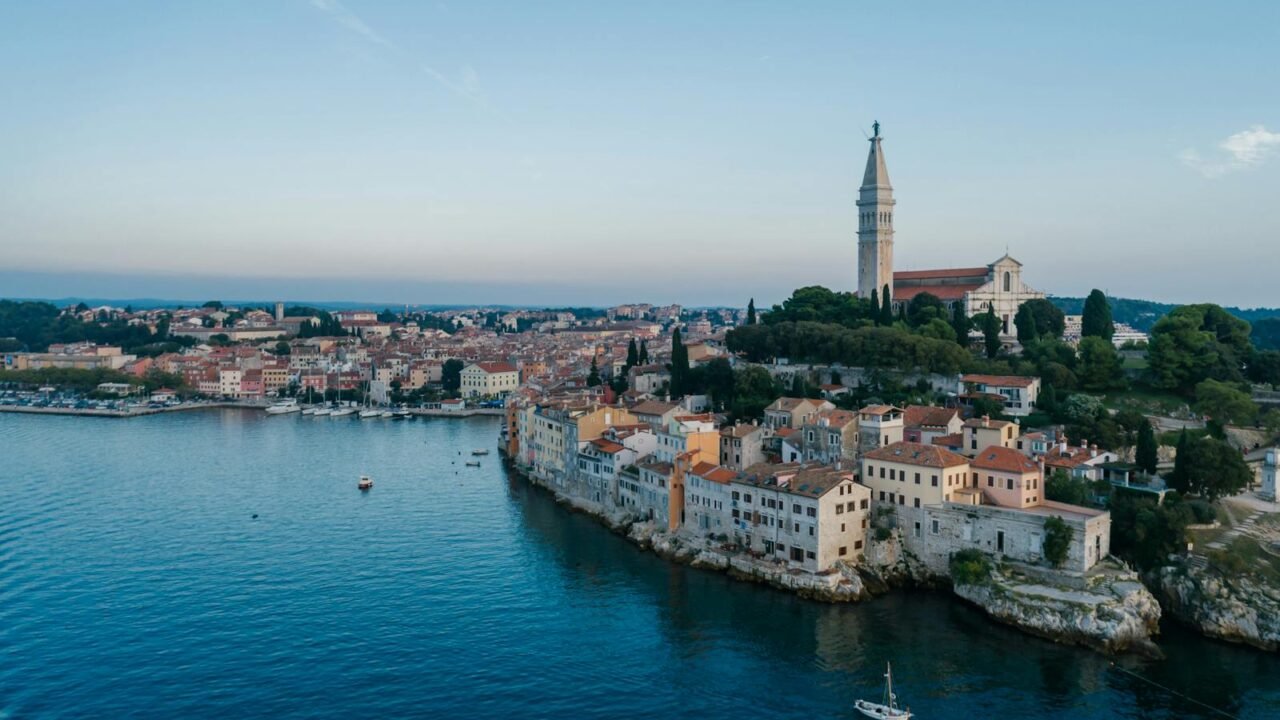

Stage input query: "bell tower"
[{"left": 857, "top": 121, "right": 895, "bottom": 300}]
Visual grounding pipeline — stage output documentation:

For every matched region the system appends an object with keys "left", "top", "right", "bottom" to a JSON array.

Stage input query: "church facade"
[{"left": 855, "top": 124, "right": 1044, "bottom": 338}]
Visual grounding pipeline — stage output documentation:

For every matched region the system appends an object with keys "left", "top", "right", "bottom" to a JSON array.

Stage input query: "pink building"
[{"left": 971, "top": 446, "right": 1043, "bottom": 509}]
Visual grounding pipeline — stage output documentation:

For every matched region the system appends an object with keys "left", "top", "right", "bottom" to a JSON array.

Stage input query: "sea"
[{"left": 2, "top": 409, "right": 1277, "bottom": 718}]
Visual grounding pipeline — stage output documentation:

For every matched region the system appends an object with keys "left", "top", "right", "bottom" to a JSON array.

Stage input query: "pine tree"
[
  {"left": 879, "top": 284, "right": 894, "bottom": 326},
  {"left": 1135, "top": 420, "right": 1159, "bottom": 475},
  {"left": 1081, "top": 289, "right": 1114, "bottom": 341},
  {"left": 869, "top": 288, "right": 880, "bottom": 324},
  {"left": 587, "top": 357, "right": 601, "bottom": 387},
  {"left": 746, "top": 298, "right": 756, "bottom": 325},
  {"left": 639, "top": 341, "right": 649, "bottom": 364},
  {"left": 951, "top": 302, "right": 970, "bottom": 345},
  {"left": 626, "top": 338, "right": 639, "bottom": 367}
]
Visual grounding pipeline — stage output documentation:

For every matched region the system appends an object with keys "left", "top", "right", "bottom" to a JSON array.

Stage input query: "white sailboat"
[
  {"left": 855, "top": 663, "right": 912, "bottom": 719},
  {"left": 265, "top": 399, "right": 300, "bottom": 415}
]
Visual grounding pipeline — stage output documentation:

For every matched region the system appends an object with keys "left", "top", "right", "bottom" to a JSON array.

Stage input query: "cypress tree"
[
  {"left": 1170, "top": 429, "right": 1191, "bottom": 492},
  {"left": 951, "top": 302, "right": 970, "bottom": 344},
  {"left": 746, "top": 298, "right": 757, "bottom": 325},
  {"left": 869, "top": 288, "right": 880, "bottom": 324},
  {"left": 639, "top": 340, "right": 649, "bottom": 364},
  {"left": 626, "top": 338, "right": 638, "bottom": 367},
  {"left": 1082, "top": 289, "right": 1114, "bottom": 341},
  {"left": 1135, "top": 420, "right": 1159, "bottom": 475},
  {"left": 669, "top": 328, "right": 689, "bottom": 396},
  {"left": 587, "top": 357, "right": 601, "bottom": 387},
  {"left": 982, "top": 306, "right": 1002, "bottom": 359},
  {"left": 879, "top": 284, "right": 893, "bottom": 326},
  {"left": 1015, "top": 303, "right": 1039, "bottom": 346}
]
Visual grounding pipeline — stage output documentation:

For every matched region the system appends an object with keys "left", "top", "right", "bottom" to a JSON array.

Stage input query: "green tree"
[
  {"left": 1077, "top": 336, "right": 1127, "bottom": 391},
  {"left": 638, "top": 341, "right": 649, "bottom": 364},
  {"left": 587, "top": 357, "right": 601, "bottom": 387},
  {"left": 668, "top": 328, "right": 689, "bottom": 396},
  {"left": 1169, "top": 429, "right": 1191, "bottom": 493},
  {"left": 915, "top": 318, "right": 957, "bottom": 343},
  {"left": 1135, "top": 420, "right": 1159, "bottom": 475},
  {"left": 879, "top": 285, "right": 894, "bottom": 327},
  {"left": 1042, "top": 516, "right": 1073, "bottom": 567},
  {"left": 746, "top": 298, "right": 756, "bottom": 325},
  {"left": 1185, "top": 436, "right": 1251, "bottom": 501},
  {"left": 1081, "top": 289, "right": 1114, "bottom": 341},
  {"left": 869, "top": 288, "right": 880, "bottom": 324},
  {"left": 1193, "top": 378, "right": 1259, "bottom": 426},
  {"left": 441, "top": 359, "right": 465, "bottom": 393},
  {"left": 951, "top": 302, "right": 971, "bottom": 345},
  {"left": 1020, "top": 298, "right": 1066, "bottom": 340},
  {"left": 1045, "top": 469, "right": 1091, "bottom": 506},
  {"left": 273, "top": 340, "right": 291, "bottom": 356},
  {"left": 1014, "top": 302, "right": 1039, "bottom": 345},
  {"left": 731, "top": 366, "right": 779, "bottom": 421},
  {"left": 1109, "top": 490, "right": 1193, "bottom": 570},
  {"left": 703, "top": 357, "right": 736, "bottom": 411},
  {"left": 1146, "top": 304, "right": 1251, "bottom": 394},
  {"left": 980, "top": 306, "right": 1002, "bottom": 359},
  {"left": 626, "top": 338, "right": 639, "bottom": 368},
  {"left": 1251, "top": 317, "right": 1280, "bottom": 351},
  {"left": 906, "top": 293, "right": 946, "bottom": 328}
]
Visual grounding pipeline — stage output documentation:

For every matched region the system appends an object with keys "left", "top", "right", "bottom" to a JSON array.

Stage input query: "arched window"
[{"left": 1003, "top": 271, "right": 1011, "bottom": 292}]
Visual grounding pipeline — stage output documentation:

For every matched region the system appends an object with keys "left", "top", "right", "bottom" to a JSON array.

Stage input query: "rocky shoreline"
[
  {"left": 1151, "top": 562, "right": 1280, "bottom": 652},
  {"left": 509, "top": 459, "right": 1162, "bottom": 656}
]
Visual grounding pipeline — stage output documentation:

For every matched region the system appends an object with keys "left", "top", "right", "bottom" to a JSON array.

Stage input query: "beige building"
[
  {"left": 961, "top": 416, "right": 1017, "bottom": 457},
  {"left": 460, "top": 361, "right": 519, "bottom": 398},
  {"left": 763, "top": 397, "right": 835, "bottom": 430},
  {"left": 861, "top": 442, "right": 974, "bottom": 509}
]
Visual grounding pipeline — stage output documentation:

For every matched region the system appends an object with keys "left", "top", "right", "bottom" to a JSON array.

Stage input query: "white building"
[{"left": 459, "top": 362, "right": 520, "bottom": 398}]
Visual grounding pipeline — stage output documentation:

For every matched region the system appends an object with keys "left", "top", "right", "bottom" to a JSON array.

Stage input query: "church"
[{"left": 856, "top": 123, "right": 1044, "bottom": 337}]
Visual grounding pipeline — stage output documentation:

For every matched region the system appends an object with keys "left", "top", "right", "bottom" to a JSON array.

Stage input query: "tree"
[
  {"left": 746, "top": 298, "right": 756, "bottom": 325},
  {"left": 951, "top": 302, "right": 970, "bottom": 345},
  {"left": 587, "top": 357, "right": 601, "bottom": 387},
  {"left": 1042, "top": 516, "right": 1073, "bottom": 568},
  {"left": 202, "top": 300, "right": 223, "bottom": 310},
  {"left": 1135, "top": 420, "right": 1159, "bottom": 476},
  {"left": 1193, "top": 379, "right": 1259, "bottom": 426},
  {"left": 1251, "top": 317, "right": 1280, "bottom": 351},
  {"left": 1021, "top": 298, "right": 1066, "bottom": 340},
  {"left": 273, "top": 340, "right": 291, "bottom": 356},
  {"left": 879, "top": 285, "right": 894, "bottom": 327},
  {"left": 1147, "top": 304, "right": 1252, "bottom": 394},
  {"left": 869, "top": 288, "right": 880, "bottom": 324},
  {"left": 1014, "top": 302, "right": 1039, "bottom": 345},
  {"left": 1169, "top": 429, "right": 1191, "bottom": 493},
  {"left": 1185, "top": 436, "right": 1251, "bottom": 501},
  {"left": 980, "top": 306, "right": 1002, "bottom": 359},
  {"left": 1046, "top": 469, "right": 1091, "bottom": 506},
  {"left": 626, "top": 338, "right": 639, "bottom": 368},
  {"left": 906, "top": 292, "right": 946, "bottom": 328},
  {"left": 1081, "top": 289, "right": 1114, "bottom": 341},
  {"left": 731, "top": 366, "right": 778, "bottom": 421},
  {"left": 703, "top": 357, "right": 736, "bottom": 411},
  {"left": 668, "top": 328, "right": 689, "bottom": 396},
  {"left": 1109, "top": 490, "right": 1193, "bottom": 570},
  {"left": 638, "top": 341, "right": 649, "bottom": 364},
  {"left": 915, "top": 318, "right": 957, "bottom": 343},
  {"left": 1077, "top": 337, "right": 1127, "bottom": 392},
  {"left": 442, "top": 359, "right": 465, "bottom": 393}
]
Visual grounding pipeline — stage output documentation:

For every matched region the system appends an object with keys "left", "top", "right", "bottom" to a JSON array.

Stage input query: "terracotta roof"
[
  {"left": 971, "top": 446, "right": 1041, "bottom": 474},
  {"left": 589, "top": 438, "right": 626, "bottom": 454},
  {"left": 864, "top": 441, "right": 969, "bottom": 469},
  {"left": 691, "top": 462, "right": 737, "bottom": 484},
  {"left": 894, "top": 267, "right": 989, "bottom": 281},
  {"left": 903, "top": 405, "right": 959, "bottom": 429},
  {"left": 892, "top": 284, "right": 982, "bottom": 302},
  {"left": 963, "top": 417, "right": 1015, "bottom": 430},
  {"left": 473, "top": 361, "right": 518, "bottom": 374},
  {"left": 961, "top": 374, "right": 1038, "bottom": 389},
  {"left": 859, "top": 405, "right": 902, "bottom": 416},
  {"left": 721, "top": 424, "right": 764, "bottom": 438},
  {"left": 932, "top": 433, "right": 963, "bottom": 449},
  {"left": 631, "top": 400, "right": 679, "bottom": 416}
]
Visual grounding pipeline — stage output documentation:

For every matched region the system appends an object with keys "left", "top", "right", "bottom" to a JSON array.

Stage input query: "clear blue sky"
[{"left": 2, "top": 1, "right": 1277, "bottom": 307}]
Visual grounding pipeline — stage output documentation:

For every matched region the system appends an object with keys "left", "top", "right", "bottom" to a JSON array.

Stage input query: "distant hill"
[{"left": 1049, "top": 296, "right": 1280, "bottom": 333}]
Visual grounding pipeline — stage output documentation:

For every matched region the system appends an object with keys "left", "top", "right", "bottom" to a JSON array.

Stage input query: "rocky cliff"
[
  {"left": 1153, "top": 563, "right": 1280, "bottom": 651},
  {"left": 953, "top": 564, "right": 1162, "bottom": 656}
]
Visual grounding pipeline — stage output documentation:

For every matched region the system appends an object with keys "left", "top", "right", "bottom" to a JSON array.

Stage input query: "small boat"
[
  {"left": 312, "top": 407, "right": 332, "bottom": 416},
  {"left": 471, "top": 448, "right": 490, "bottom": 456},
  {"left": 856, "top": 663, "right": 912, "bottom": 719},
  {"left": 465, "top": 460, "right": 481, "bottom": 467},
  {"left": 301, "top": 407, "right": 318, "bottom": 416},
  {"left": 265, "top": 400, "right": 300, "bottom": 415},
  {"left": 331, "top": 407, "right": 356, "bottom": 418},
  {"left": 358, "top": 475, "right": 373, "bottom": 490},
  {"left": 380, "top": 411, "right": 394, "bottom": 419},
  {"left": 359, "top": 409, "right": 380, "bottom": 419}
]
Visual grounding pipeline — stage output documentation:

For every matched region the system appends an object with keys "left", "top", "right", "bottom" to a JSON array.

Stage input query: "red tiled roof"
[
  {"left": 903, "top": 405, "right": 959, "bottom": 429},
  {"left": 891, "top": 284, "right": 982, "bottom": 302},
  {"left": 864, "top": 441, "right": 969, "bottom": 469},
  {"left": 894, "top": 267, "right": 988, "bottom": 280},
  {"left": 961, "top": 374, "right": 1038, "bottom": 388},
  {"left": 474, "top": 361, "right": 518, "bottom": 374},
  {"left": 971, "top": 446, "right": 1041, "bottom": 474}
]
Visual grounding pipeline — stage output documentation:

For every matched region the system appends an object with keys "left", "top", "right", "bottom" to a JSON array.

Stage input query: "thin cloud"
[
  {"left": 1180, "top": 125, "right": 1280, "bottom": 178},
  {"left": 309, "top": 0, "right": 484, "bottom": 105}
]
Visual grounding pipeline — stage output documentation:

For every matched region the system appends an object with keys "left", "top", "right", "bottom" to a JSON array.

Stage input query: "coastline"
[
  {"left": 501, "top": 451, "right": 1164, "bottom": 657},
  {"left": 0, "top": 403, "right": 504, "bottom": 419}
]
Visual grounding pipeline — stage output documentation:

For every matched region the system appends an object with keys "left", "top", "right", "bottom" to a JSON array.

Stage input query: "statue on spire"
[{"left": 872, "top": 120, "right": 880, "bottom": 138}]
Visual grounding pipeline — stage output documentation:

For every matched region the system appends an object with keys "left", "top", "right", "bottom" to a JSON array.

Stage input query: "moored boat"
[
  {"left": 471, "top": 448, "right": 490, "bottom": 456},
  {"left": 312, "top": 407, "right": 332, "bottom": 416},
  {"left": 855, "top": 663, "right": 912, "bottom": 719},
  {"left": 265, "top": 400, "right": 300, "bottom": 415},
  {"left": 358, "top": 409, "right": 380, "bottom": 419},
  {"left": 358, "top": 475, "right": 373, "bottom": 490},
  {"left": 331, "top": 407, "right": 355, "bottom": 418}
]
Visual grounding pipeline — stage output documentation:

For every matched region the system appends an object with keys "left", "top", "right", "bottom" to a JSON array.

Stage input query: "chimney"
[
  {"left": 983, "top": 414, "right": 990, "bottom": 427},
  {"left": 1059, "top": 440, "right": 1067, "bottom": 453},
  {"left": 1090, "top": 444, "right": 1098, "bottom": 458}
]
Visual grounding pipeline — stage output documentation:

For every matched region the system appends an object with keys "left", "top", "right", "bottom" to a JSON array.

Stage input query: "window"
[
  {"left": 854, "top": 540, "right": 864, "bottom": 550},
  {"left": 914, "top": 498, "right": 921, "bottom": 508},
  {"left": 914, "top": 522, "right": 921, "bottom": 538},
  {"left": 931, "top": 475, "right": 938, "bottom": 487},
  {"left": 860, "top": 499, "right": 868, "bottom": 510},
  {"left": 879, "top": 467, "right": 885, "bottom": 479},
  {"left": 806, "top": 551, "right": 815, "bottom": 560},
  {"left": 793, "top": 503, "right": 801, "bottom": 513},
  {"left": 794, "top": 522, "right": 799, "bottom": 532},
  {"left": 898, "top": 495, "right": 905, "bottom": 506},
  {"left": 839, "top": 546, "right": 847, "bottom": 556},
  {"left": 931, "top": 519, "right": 939, "bottom": 534},
  {"left": 836, "top": 505, "right": 844, "bottom": 515},
  {"left": 914, "top": 472, "right": 921, "bottom": 485},
  {"left": 841, "top": 523, "right": 846, "bottom": 532},
  {"left": 807, "top": 507, "right": 816, "bottom": 517},
  {"left": 846, "top": 502, "right": 856, "bottom": 512},
  {"left": 987, "top": 476, "right": 993, "bottom": 487},
  {"left": 732, "top": 491, "right": 739, "bottom": 501}
]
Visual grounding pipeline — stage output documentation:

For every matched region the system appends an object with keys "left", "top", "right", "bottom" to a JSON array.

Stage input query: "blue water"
[{"left": 2, "top": 410, "right": 1278, "bottom": 719}]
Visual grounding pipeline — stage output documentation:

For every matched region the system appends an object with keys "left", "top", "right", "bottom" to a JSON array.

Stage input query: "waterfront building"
[
  {"left": 729, "top": 463, "right": 871, "bottom": 572},
  {"left": 797, "top": 409, "right": 860, "bottom": 466},
  {"left": 685, "top": 462, "right": 735, "bottom": 535},
  {"left": 459, "top": 361, "right": 520, "bottom": 399},
  {"left": 719, "top": 423, "right": 770, "bottom": 471}
]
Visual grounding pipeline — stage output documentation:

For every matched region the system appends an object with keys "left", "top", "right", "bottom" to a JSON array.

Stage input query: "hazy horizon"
[{"left": 3, "top": 1, "right": 1278, "bottom": 306}]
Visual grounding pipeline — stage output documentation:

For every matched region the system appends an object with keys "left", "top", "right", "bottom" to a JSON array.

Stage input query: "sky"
[{"left": 1, "top": 1, "right": 1278, "bottom": 308}]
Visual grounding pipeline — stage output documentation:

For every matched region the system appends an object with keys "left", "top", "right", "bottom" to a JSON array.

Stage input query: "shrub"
[
  {"left": 950, "top": 549, "right": 993, "bottom": 585},
  {"left": 1042, "top": 516, "right": 1073, "bottom": 568},
  {"left": 1207, "top": 549, "right": 1247, "bottom": 576},
  {"left": 1187, "top": 499, "right": 1215, "bottom": 525},
  {"left": 874, "top": 527, "right": 892, "bottom": 542}
]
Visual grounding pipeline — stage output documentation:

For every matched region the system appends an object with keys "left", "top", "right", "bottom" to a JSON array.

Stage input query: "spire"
[{"left": 862, "top": 122, "right": 891, "bottom": 189}]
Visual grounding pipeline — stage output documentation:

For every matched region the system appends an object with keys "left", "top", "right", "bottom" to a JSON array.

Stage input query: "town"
[{"left": 4, "top": 129, "right": 1279, "bottom": 656}]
